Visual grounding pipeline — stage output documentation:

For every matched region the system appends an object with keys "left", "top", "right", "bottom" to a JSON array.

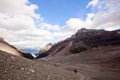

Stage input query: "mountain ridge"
[
  {"left": 37, "top": 28, "right": 120, "bottom": 57},
  {"left": 35, "top": 28, "right": 120, "bottom": 80}
]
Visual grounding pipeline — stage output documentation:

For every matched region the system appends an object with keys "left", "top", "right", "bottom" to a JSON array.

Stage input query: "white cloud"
[
  {"left": 64, "top": 13, "right": 95, "bottom": 31},
  {"left": 0, "top": 0, "right": 40, "bottom": 19},
  {"left": 87, "top": 0, "right": 99, "bottom": 8},
  {"left": 65, "top": 18, "right": 86, "bottom": 31},
  {"left": 91, "top": 0, "right": 120, "bottom": 30},
  {"left": 66, "top": 0, "right": 120, "bottom": 31},
  {"left": 0, "top": 14, "right": 35, "bottom": 30},
  {"left": 53, "top": 31, "right": 74, "bottom": 41},
  {"left": 92, "top": 10, "right": 120, "bottom": 28},
  {"left": 40, "top": 23, "right": 61, "bottom": 31},
  {"left": 0, "top": 0, "right": 70, "bottom": 49},
  {"left": 0, "top": 0, "right": 54, "bottom": 49}
]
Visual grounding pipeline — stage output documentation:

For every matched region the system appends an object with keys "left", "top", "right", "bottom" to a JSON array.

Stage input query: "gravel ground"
[{"left": 0, "top": 50, "right": 91, "bottom": 80}]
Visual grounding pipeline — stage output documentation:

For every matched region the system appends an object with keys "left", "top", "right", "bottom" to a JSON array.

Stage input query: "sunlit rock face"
[
  {"left": 0, "top": 37, "right": 21, "bottom": 56},
  {"left": 0, "top": 37, "right": 34, "bottom": 59},
  {"left": 40, "top": 43, "right": 53, "bottom": 53}
]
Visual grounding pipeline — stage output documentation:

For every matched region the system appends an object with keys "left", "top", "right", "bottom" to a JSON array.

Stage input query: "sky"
[
  {"left": 0, "top": 0, "right": 120, "bottom": 49},
  {"left": 29, "top": 0, "right": 91, "bottom": 25}
]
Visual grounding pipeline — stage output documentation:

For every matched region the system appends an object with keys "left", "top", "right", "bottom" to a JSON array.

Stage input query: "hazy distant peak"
[{"left": 40, "top": 43, "right": 53, "bottom": 53}]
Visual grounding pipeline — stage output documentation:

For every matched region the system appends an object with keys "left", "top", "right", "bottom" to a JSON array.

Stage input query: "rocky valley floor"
[
  {"left": 1, "top": 45, "right": 120, "bottom": 80},
  {"left": 44, "top": 45, "right": 120, "bottom": 80},
  {"left": 0, "top": 50, "right": 85, "bottom": 80}
]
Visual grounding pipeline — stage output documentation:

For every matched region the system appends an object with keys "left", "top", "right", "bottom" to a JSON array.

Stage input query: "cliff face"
[{"left": 0, "top": 37, "right": 33, "bottom": 59}]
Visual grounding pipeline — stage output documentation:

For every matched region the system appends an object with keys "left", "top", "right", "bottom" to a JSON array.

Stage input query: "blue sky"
[{"left": 30, "top": 0, "right": 91, "bottom": 25}]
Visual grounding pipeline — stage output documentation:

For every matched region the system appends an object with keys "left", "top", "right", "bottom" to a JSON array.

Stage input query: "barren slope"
[
  {"left": 42, "top": 45, "right": 120, "bottom": 80},
  {"left": 0, "top": 50, "right": 91, "bottom": 80},
  {"left": 36, "top": 29, "right": 120, "bottom": 80}
]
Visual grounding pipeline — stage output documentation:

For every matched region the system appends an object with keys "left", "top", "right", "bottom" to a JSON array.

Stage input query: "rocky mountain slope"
[
  {"left": 40, "top": 28, "right": 120, "bottom": 57},
  {"left": 44, "top": 45, "right": 120, "bottom": 80},
  {"left": 0, "top": 37, "right": 33, "bottom": 59},
  {"left": 36, "top": 28, "right": 120, "bottom": 80}
]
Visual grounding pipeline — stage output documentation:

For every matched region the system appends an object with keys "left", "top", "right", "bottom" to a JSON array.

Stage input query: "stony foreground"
[{"left": 0, "top": 50, "right": 88, "bottom": 80}]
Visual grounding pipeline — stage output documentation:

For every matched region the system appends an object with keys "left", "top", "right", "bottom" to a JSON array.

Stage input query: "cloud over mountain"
[
  {"left": 0, "top": 0, "right": 54, "bottom": 49},
  {"left": 66, "top": 0, "right": 120, "bottom": 31}
]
